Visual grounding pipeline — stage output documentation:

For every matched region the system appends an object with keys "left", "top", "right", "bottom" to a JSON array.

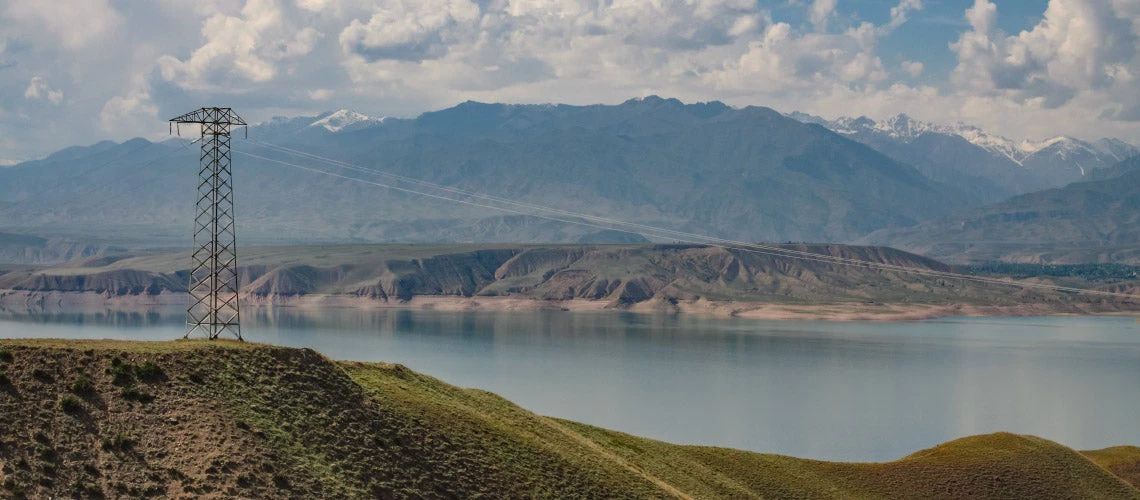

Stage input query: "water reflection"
[{"left": 1, "top": 306, "right": 1138, "bottom": 461}]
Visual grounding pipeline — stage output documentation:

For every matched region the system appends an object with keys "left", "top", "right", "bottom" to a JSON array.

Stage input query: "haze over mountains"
[
  {"left": 790, "top": 112, "right": 1139, "bottom": 201},
  {"left": 868, "top": 156, "right": 1140, "bottom": 264},
  {"left": 1, "top": 96, "right": 1138, "bottom": 265},
  {"left": 0, "top": 97, "right": 965, "bottom": 249}
]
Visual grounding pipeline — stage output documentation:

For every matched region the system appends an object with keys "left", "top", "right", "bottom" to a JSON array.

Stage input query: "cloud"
[
  {"left": 100, "top": 80, "right": 158, "bottom": 132},
  {"left": 157, "top": 0, "right": 322, "bottom": 90},
  {"left": 950, "top": 0, "right": 1139, "bottom": 114},
  {"left": 296, "top": 0, "right": 334, "bottom": 13},
  {"left": 309, "top": 88, "right": 333, "bottom": 100},
  {"left": 3, "top": 0, "right": 122, "bottom": 50},
  {"left": 24, "top": 76, "right": 63, "bottom": 105},
  {"left": 706, "top": 20, "right": 889, "bottom": 92},
  {"left": 902, "top": 60, "right": 924, "bottom": 77},
  {"left": 808, "top": 0, "right": 837, "bottom": 32},
  {"left": 2, "top": 0, "right": 1140, "bottom": 163},
  {"left": 338, "top": 0, "right": 479, "bottom": 62},
  {"left": 336, "top": 0, "right": 771, "bottom": 97},
  {"left": 887, "top": 0, "right": 923, "bottom": 31}
]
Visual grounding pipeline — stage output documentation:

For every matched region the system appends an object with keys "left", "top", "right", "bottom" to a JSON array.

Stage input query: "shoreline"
[{"left": 1, "top": 289, "right": 1136, "bottom": 322}]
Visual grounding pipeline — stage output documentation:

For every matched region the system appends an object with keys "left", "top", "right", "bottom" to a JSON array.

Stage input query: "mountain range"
[
  {"left": 789, "top": 112, "right": 1138, "bottom": 201},
  {"left": 0, "top": 97, "right": 972, "bottom": 253},
  {"left": 1, "top": 96, "right": 1138, "bottom": 265},
  {"left": 866, "top": 156, "right": 1140, "bottom": 264}
]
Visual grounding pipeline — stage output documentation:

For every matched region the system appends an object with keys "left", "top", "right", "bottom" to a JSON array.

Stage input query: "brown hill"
[
  {"left": 1, "top": 244, "right": 1134, "bottom": 319},
  {"left": 0, "top": 339, "right": 1138, "bottom": 498}
]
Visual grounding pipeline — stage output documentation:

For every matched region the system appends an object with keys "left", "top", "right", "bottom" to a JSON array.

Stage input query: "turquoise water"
[{"left": 2, "top": 308, "right": 1138, "bottom": 461}]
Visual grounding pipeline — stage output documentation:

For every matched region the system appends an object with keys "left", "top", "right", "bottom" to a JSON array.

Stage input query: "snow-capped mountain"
[
  {"left": 308, "top": 109, "right": 386, "bottom": 133},
  {"left": 253, "top": 109, "right": 389, "bottom": 137},
  {"left": 790, "top": 112, "right": 1139, "bottom": 188}
]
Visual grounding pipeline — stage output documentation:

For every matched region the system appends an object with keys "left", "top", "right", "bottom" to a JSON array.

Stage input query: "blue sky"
[{"left": 0, "top": 0, "right": 1137, "bottom": 162}]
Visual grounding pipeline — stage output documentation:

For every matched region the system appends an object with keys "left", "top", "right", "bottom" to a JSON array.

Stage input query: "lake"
[{"left": 1, "top": 307, "right": 1137, "bottom": 462}]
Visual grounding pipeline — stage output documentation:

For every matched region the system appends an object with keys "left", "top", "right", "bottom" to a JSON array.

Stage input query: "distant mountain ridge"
[
  {"left": 789, "top": 112, "right": 1138, "bottom": 192},
  {"left": 866, "top": 155, "right": 1140, "bottom": 264},
  {"left": 0, "top": 96, "right": 974, "bottom": 248}
]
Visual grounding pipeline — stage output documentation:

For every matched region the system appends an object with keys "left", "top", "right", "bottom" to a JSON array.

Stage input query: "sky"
[{"left": 0, "top": 0, "right": 1138, "bottom": 163}]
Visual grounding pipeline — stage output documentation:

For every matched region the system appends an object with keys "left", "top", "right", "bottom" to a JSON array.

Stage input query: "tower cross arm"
[{"left": 169, "top": 107, "right": 247, "bottom": 126}]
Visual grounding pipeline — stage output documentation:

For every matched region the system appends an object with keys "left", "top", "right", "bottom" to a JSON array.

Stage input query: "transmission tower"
[{"left": 170, "top": 108, "right": 247, "bottom": 340}]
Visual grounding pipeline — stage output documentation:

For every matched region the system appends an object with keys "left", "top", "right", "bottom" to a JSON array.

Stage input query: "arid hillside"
[
  {"left": 1, "top": 244, "right": 1136, "bottom": 320},
  {"left": 0, "top": 339, "right": 1138, "bottom": 498}
]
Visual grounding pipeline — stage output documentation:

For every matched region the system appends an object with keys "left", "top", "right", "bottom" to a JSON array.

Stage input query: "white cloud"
[
  {"left": 296, "top": 0, "right": 334, "bottom": 12},
  {"left": 887, "top": 0, "right": 923, "bottom": 31},
  {"left": 706, "top": 21, "right": 888, "bottom": 92},
  {"left": 902, "top": 60, "right": 924, "bottom": 77},
  {"left": 100, "top": 82, "right": 158, "bottom": 133},
  {"left": 3, "top": 0, "right": 122, "bottom": 50},
  {"left": 809, "top": 0, "right": 837, "bottom": 32},
  {"left": 338, "top": 0, "right": 480, "bottom": 62},
  {"left": 2, "top": 0, "right": 1139, "bottom": 162},
  {"left": 157, "top": 0, "right": 322, "bottom": 90},
  {"left": 24, "top": 76, "right": 63, "bottom": 105},
  {"left": 950, "top": 0, "right": 1139, "bottom": 114}
]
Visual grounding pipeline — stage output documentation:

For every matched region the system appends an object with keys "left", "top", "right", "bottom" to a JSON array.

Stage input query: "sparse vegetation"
[
  {"left": 119, "top": 386, "right": 154, "bottom": 403},
  {"left": 60, "top": 395, "right": 83, "bottom": 413},
  {"left": 133, "top": 361, "right": 163, "bottom": 382},
  {"left": 0, "top": 338, "right": 1137, "bottom": 499},
  {"left": 4, "top": 244, "right": 1136, "bottom": 321},
  {"left": 101, "top": 433, "right": 134, "bottom": 452},
  {"left": 968, "top": 262, "right": 1140, "bottom": 282},
  {"left": 70, "top": 374, "right": 95, "bottom": 397}
]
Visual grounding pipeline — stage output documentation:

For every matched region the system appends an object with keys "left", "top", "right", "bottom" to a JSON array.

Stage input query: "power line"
[{"left": 235, "top": 146, "right": 1138, "bottom": 300}]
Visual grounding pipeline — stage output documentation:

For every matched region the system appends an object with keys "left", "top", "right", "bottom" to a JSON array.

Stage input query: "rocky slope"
[
  {"left": 0, "top": 243, "right": 1132, "bottom": 315},
  {"left": 0, "top": 339, "right": 1137, "bottom": 498}
]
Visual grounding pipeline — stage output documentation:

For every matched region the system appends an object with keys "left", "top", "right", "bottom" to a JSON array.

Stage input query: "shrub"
[
  {"left": 102, "top": 433, "right": 134, "bottom": 452},
  {"left": 121, "top": 387, "right": 154, "bottom": 403},
  {"left": 109, "top": 361, "right": 134, "bottom": 387},
  {"left": 32, "top": 369, "right": 53, "bottom": 383},
  {"left": 60, "top": 395, "right": 83, "bottom": 413},
  {"left": 134, "top": 361, "right": 164, "bottom": 382},
  {"left": 0, "top": 373, "right": 9, "bottom": 386},
  {"left": 0, "top": 349, "right": 11, "bottom": 363},
  {"left": 71, "top": 374, "right": 95, "bottom": 397}
]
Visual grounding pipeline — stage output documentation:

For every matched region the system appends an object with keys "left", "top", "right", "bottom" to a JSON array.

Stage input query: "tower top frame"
[{"left": 170, "top": 107, "right": 247, "bottom": 137}]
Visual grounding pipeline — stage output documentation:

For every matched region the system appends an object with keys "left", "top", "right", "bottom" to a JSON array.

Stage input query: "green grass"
[
  {"left": 1083, "top": 446, "right": 1140, "bottom": 488},
  {"left": 0, "top": 338, "right": 1137, "bottom": 499}
]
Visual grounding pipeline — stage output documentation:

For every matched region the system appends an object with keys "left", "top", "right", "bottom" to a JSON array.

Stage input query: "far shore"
[{"left": 1, "top": 289, "right": 1137, "bottom": 322}]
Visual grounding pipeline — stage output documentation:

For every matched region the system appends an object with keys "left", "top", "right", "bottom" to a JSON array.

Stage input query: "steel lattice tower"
[{"left": 170, "top": 108, "right": 247, "bottom": 340}]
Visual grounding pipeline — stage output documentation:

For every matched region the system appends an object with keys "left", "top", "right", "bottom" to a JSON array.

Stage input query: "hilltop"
[
  {"left": 1, "top": 243, "right": 1135, "bottom": 320},
  {"left": 0, "top": 339, "right": 1137, "bottom": 498}
]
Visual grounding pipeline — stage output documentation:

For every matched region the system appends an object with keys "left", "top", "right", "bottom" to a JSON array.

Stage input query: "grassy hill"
[{"left": 0, "top": 339, "right": 1138, "bottom": 498}]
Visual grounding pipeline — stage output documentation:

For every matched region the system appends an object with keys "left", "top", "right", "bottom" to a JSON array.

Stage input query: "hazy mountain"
[
  {"left": 1086, "top": 155, "right": 1140, "bottom": 181},
  {"left": 790, "top": 112, "right": 1138, "bottom": 195},
  {"left": 866, "top": 156, "right": 1140, "bottom": 264},
  {"left": 0, "top": 97, "right": 973, "bottom": 252}
]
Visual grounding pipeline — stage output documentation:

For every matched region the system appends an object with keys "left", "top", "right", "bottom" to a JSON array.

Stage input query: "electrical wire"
[{"left": 234, "top": 146, "right": 1139, "bottom": 299}]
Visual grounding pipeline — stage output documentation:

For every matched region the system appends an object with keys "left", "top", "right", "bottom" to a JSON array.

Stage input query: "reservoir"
[{"left": 1, "top": 308, "right": 1137, "bottom": 462}]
